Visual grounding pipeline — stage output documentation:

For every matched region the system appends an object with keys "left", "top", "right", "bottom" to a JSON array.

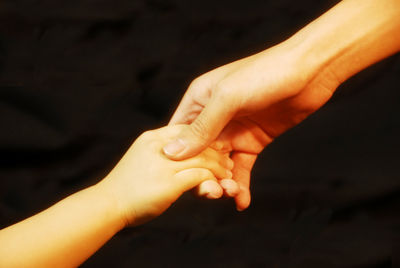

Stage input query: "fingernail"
[
  {"left": 204, "top": 185, "right": 223, "bottom": 199},
  {"left": 163, "top": 139, "right": 186, "bottom": 156},
  {"left": 220, "top": 179, "right": 239, "bottom": 197},
  {"left": 226, "top": 170, "right": 233, "bottom": 179},
  {"left": 206, "top": 191, "right": 221, "bottom": 199}
]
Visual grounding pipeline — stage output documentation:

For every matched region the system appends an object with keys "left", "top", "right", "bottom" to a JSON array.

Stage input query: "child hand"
[{"left": 97, "top": 125, "right": 234, "bottom": 227}]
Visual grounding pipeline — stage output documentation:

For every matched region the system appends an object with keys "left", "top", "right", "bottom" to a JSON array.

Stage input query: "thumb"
[{"left": 163, "top": 95, "right": 236, "bottom": 160}]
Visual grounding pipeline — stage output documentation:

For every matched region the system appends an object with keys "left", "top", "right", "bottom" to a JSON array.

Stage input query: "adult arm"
[{"left": 165, "top": 0, "right": 400, "bottom": 209}]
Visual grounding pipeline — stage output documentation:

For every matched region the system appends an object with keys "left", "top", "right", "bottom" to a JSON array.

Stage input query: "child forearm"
[
  {"left": 289, "top": 0, "right": 400, "bottom": 85},
  {"left": 0, "top": 183, "right": 124, "bottom": 268},
  {"left": 0, "top": 125, "right": 232, "bottom": 268}
]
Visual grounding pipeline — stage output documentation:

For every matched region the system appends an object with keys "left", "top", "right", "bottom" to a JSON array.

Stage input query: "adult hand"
[
  {"left": 164, "top": 0, "right": 400, "bottom": 210},
  {"left": 165, "top": 42, "right": 338, "bottom": 210}
]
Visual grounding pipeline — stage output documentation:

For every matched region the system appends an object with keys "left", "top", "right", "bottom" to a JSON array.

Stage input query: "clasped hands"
[
  {"left": 102, "top": 39, "right": 338, "bottom": 227},
  {"left": 163, "top": 41, "right": 338, "bottom": 211}
]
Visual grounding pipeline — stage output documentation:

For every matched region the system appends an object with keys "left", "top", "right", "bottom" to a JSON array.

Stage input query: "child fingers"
[
  {"left": 176, "top": 156, "right": 232, "bottom": 180},
  {"left": 196, "top": 147, "right": 234, "bottom": 170},
  {"left": 217, "top": 150, "right": 235, "bottom": 170},
  {"left": 174, "top": 148, "right": 233, "bottom": 178},
  {"left": 174, "top": 168, "right": 218, "bottom": 193},
  {"left": 209, "top": 139, "right": 232, "bottom": 154},
  {"left": 194, "top": 178, "right": 239, "bottom": 199},
  {"left": 194, "top": 180, "right": 224, "bottom": 199},
  {"left": 220, "top": 179, "right": 240, "bottom": 197}
]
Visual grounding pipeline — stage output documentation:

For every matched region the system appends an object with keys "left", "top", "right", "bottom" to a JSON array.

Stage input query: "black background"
[{"left": 1, "top": 0, "right": 400, "bottom": 267}]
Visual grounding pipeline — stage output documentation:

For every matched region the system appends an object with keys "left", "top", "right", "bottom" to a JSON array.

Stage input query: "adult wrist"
[{"left": 283, "top": 0, "right": 400, "bottom": 89}]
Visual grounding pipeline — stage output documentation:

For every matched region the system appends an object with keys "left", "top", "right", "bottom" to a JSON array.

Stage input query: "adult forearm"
[
  {"left": 290, "top": 0, "right": 400, "bottom": 85},
  {"left": 0, "top": 183, "right": 124, "bottom": 268}
]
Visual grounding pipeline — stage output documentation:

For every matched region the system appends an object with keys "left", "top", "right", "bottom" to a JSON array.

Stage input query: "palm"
[
  {"left": 168, "top": 47, "right": 338, "bottom": 210},
  {"left": 217, "top": 81, "right": 334, "bottom": 210}
]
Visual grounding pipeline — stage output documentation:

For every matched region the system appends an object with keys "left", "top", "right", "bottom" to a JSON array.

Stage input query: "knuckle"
[
  {"left": 139, "top": 131, "right": 160, "bottom": 149},
  {"left": 197, "top": 168, "right": 213, "bottom": 180},
  {"left": 215, "top": 81, "right": 227, "bottom": 93},
  {"left": 140, "top": 130, "right": 154, "bottom": 140},
  {"left": 215, "top": 82, "right": 240, "bottom": 108},
  {"left": 189, "top": 76, "right": 207, "bottom": 90},
  {"left": 190, "top": 119, "right": 210, "bottom": 144},
  {"left": 215, "top": 81, "right": 232, "bottom": 98}
]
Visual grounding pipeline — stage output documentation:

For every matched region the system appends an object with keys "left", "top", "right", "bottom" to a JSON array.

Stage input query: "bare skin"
[
  {"left": 164, "top": 0, "right": 400, "bottom": 210},
  {"left": 0, "top": 125, "right": 232, "bottom": 268}
]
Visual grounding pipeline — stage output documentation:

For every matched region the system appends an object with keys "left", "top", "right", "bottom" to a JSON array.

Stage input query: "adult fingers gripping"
[
  {"left": 168, "top": 76, "right": 212, "bottom": 126},
  {"left": 231, "top": 152, "right": 258, "bottom": 211},
  {"left": 192, "top": 149, "right": 238, "bottom": 199},
  {"left": 164, "top": 93, "right": 237, "bottom": 160},
  {"left": 169, "top": 91, "right": 200, "bottom": 126}
]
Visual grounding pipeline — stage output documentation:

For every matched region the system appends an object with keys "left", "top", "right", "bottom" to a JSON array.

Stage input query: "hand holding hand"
[
  {"left": 164, "top": 0, "right": 400, "bottom": 211},
  {"left": 98, "top": 125, "right": 234, "bottom": 226},
  {"left": 165, "top": 42, "right": 339, "bottom": 210}
]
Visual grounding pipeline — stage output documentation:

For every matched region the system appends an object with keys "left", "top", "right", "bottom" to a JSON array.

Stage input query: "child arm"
[{"left": 0, "top": 125, "right": 233, "bottom": 268}]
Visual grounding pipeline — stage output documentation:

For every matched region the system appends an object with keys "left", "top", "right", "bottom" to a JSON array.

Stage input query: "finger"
[
  {"left": 231, "top": 152, "right": 258, "bottom": 211},
  {"left": 169, "top": 79, "right": 207, "bottom": 126},
  {"left": 169, "top": 64, "right": 240, "bottom": 126},
  {"left": 194, "top": 180, "right": 223, "bottom": 199},
  {"left": 164, "top": 95, "right": 237, "bottom": 160},
  {"left": 172, "top": 148, "right": 233, "bottom": 180},
  {"left": 174, "top": 168, "right": 218, "bottom": 193},
  {"left": 209, "top": 139, "right": 232, "bottom": 154},
  {"left": 220, "top": 179, "right": 240, "bottom": 197},
  {"left": 169, "top": 95, "right": 200, "bottom": 126},
  {"left": 201, "top": 148, "right": 234, "bottom": 171},
  {"left": 194, "top": 178, "right": 239, "bottom": 199}
]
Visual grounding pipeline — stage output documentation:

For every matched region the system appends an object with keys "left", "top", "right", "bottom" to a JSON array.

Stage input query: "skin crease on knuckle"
[{"left": 189, "top": 118, "right": 210, "bottom": 145}]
